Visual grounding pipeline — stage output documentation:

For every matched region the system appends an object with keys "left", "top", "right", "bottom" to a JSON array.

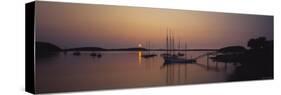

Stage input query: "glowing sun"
[{"left": 138, "top": 43, "right": 142, "bottom": 47}]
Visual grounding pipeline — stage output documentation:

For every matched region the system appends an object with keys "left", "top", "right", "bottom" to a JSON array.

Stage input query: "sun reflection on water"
[{"left": 138, "top": 51, "right": 142, "bottom": 64}]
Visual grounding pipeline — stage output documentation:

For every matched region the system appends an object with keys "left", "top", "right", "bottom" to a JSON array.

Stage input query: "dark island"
[
  {"left": 210, "top": 37, "right": 273, "bottom": 81},
  {"left": 36, "top": 42, "right": 62, "bottom": 58}
]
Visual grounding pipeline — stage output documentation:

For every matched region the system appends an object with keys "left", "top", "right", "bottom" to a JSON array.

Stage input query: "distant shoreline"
[
  {"left": 63, "top": 49, "right": 218, "bottom": 52},
  {"left": 148, "top": 49, "right": 218, "bottom": 51},
  {"left": 36, "top": 41, "right": 218, "bottom": 52}
]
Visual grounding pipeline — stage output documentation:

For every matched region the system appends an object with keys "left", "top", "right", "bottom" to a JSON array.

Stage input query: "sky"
[{"left": 35, "top": 1, "right": 273, "bottom": 49}]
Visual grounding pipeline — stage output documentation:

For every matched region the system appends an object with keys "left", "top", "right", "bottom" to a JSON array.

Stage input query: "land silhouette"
[
  {"left": 209, "top": 37, "right": 273, "bottom": 81},
  {"left": 36, "top": 42, "right": 62, "bottom": 58},
  {"left": 229, "top": 37, "right": 273, "bottom": 81}
]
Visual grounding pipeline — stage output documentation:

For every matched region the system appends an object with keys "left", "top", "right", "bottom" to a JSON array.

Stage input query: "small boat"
[
  {"left": 177, "top": 53, "right": 184, "bottom": 56},
  {"left": 90, "top": 53, "right": 97, "bottom": 56},
  {"left": 73, "top": 51, "right": 81, "bottom": 56},
  {"left": 142, "top": 54, "right": 157, "bottom": 58},
  {"left": 141, "top": 41, "right": 157, "bottom": 58},
  {"left": 63, "top": 51, "right": 68, "bottom": 55},
  {"left": 177, "top": 40, "right": 185, "bottom": 56},
  {"left": 90, "top": 52, "right": 102, "bottom": 58},
  {"left": 163, "top": 55, "right": 196, "bottom": 64},
  {"left": 97, "top": 53, "right": 102, "bottom": 58},
  {"left": 160, "top": 53, "right": 171, "bottom": 57}
]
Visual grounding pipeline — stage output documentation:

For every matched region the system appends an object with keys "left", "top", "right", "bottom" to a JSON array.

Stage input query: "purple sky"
[{"left": 35, "top": 1, "right": 273, "bottom": 49}]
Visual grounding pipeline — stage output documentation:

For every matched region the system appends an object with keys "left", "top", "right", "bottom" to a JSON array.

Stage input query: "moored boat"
[
  {"left": 73, "top": 51, "right": 81, "bottom": 56},
  {"left": 162, "top": 28, "right": 195, "bottom": 64},
  {"left": 163, "top": 55, "right": 196, "bottom": 64}
]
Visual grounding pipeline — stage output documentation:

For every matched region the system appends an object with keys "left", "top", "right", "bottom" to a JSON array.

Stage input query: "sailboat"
[
  {"left": 141, "top": 41, "right": 157, "bottom": 58},
  {"left": 73, "top": 51, "right": 81, "bottom": 56},
  {"left": 162, "top": 28, "right": 196, "bottom": 64}
]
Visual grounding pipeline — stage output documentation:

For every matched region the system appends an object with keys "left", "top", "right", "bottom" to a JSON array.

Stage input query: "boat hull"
[{"left": 163, "top": 56, "right": 196, "bottom": 64}]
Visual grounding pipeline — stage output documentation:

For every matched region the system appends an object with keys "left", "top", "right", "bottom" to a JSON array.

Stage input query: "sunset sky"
[{"left": 35, "top": 1, "right": 273, "bottom": 49}]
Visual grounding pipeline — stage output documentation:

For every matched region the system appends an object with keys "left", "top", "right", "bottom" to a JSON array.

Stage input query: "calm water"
[{"left": 36, "top": 51, "right": 236, "bottom": 93}]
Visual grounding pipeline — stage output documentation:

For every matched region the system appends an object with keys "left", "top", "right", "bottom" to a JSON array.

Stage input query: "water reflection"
[
  {"left": 138, "top": 51, "right": 142, "bottom": 64},
  {"left": 162, "top": 62, "right": 234, "bottom": 85},
  {"left": 36, "top": 51, "right": 236, "bottom": 93}
]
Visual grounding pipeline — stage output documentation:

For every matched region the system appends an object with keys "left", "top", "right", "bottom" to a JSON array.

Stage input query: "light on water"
[
  {"left": 138, "top": 51, "right": 142, "bottom": 64},
  {"left": 36, "top": 51, "right": 236, "bottom": 93}
]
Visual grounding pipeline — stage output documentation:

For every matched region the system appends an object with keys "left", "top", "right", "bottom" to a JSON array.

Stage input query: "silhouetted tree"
[
  {"left": 229, "top": 36, "right": 273, "bottom": 81},
  {"left": 218, "top": 46, "right": 246, "bottom": 53},
  {"left": 247, "top": 37, "right": 267, "bottom": 49}
]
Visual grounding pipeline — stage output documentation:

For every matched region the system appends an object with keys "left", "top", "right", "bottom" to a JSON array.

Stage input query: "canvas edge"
[{"left": 25, "top": 1, "right": 36, "bottom": 94}]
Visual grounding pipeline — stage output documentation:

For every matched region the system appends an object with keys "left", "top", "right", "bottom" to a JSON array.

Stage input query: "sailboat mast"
[
  {"left": 185, "top": 42, "right": 187, "bottom": 59},
  {"left": 178, "top": 40, "right": 180, "bottom": 50},
  {"left": 172, "top": 31, "right": 175, "bottom": 54},
  {"left": 169, "top": 29, "right": 173, "bottom": 54},
  {"left": 166, "top": 28, "right": 169, "bottom": 54},
  {"left": 178, "top": 39, "right": 180, "bottom": 54},
  {"left": 169, "top": 29, "right": 171, "bottom": 54},
  {"left": 148, "top": 41, "right": 150, "bottom": 54}
]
